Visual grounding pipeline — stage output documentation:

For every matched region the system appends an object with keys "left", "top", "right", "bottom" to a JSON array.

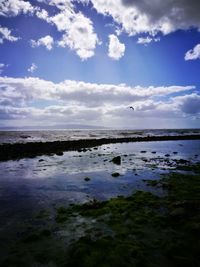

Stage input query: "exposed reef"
[{"left": 1, "top": 134, "right": 200, "bottom": 161}]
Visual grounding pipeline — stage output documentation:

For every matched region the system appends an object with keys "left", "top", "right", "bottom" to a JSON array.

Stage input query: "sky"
[{"left": 0, "top": 0, "right": 200, "bottom": 129}]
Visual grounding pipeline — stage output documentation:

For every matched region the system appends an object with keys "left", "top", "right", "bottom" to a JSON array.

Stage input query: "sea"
[{"left": 0, "top": 128, "right": 200, "bottom": 144}]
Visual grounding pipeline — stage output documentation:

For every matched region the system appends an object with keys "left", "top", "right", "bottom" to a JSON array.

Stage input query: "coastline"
[{"left": 1, "top": 134, "right": 200, "bottom": 161}]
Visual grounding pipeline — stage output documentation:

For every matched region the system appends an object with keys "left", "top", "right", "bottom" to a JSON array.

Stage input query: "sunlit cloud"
[
  {"left": 185, "top": 44, "right": 200, "bottom": 61},
  {"left": 31, "top": 35, "right": 54, "bottom": 50},
  {"left": 0, "top": 25, "right": 20, "bottom": 44},
  {"left": 108, "top": 34, "right": 125, "bottom": 60},
  {"left": 27, "top": 63, "right": 37, "bottom": 73}
]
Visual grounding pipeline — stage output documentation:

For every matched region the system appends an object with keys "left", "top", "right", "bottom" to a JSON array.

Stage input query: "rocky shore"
[{"left": 1, "top": 134, "right": 200, "bottom": 161}]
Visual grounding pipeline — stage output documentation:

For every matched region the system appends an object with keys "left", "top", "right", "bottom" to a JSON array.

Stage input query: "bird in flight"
[{"left": 129, "top": 106, "right": 134, "bottom": 110}]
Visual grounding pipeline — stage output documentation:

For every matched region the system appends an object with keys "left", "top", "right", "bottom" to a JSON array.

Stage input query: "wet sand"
[{"left": 1, "top": 134, "right": 200, "bottom": 161}]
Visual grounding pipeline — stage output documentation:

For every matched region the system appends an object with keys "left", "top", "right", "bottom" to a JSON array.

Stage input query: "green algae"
[
  {"left": 175, "top": 162, "right": 200, "bottom": 172},
  {"left": 2, "top": 162, "right": 200, "bottom": 267},
  {"left": 63, "top": 165, "right": 200, "bottom": 267}
]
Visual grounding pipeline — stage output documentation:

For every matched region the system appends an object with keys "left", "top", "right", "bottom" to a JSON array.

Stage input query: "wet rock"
[
  {"left": 140, "top": 151, "right": 147, "bottom": 153},
  {"left": 165, "top": 154, "right": 170, "bottom": 157},
  {"left": 151, "top": 151, "right": 156, "bottom": 154},
  {"left": 177, "top": 159, "right": 189, "bottom": 164},
  {"left": 56, "top": 151, "right": 64, "bottom": 156},
  {"left": 20, "top": 135, "right": 31, "bottom": 139},
  {"left": 111, "top": 156, "right": 121, "bottom": 165},
  {"left": 142, "top": 158, "right": 148, "bottom": 162},
  {"left": 38, "top": 159, "right": 44, "bottom": 162},
  {"left": 173, "top": 151, "right": 178, "bottom": 154},
  {"left": 84, "top": 177, "right": 91, "bottom": 181},
  {"left": 111, "top": 172, "right": 120, "bottom": 177}
]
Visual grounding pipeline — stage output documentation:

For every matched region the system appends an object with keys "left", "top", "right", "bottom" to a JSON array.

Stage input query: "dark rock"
[
  {"left": 20, "top": 135, "right": 31, "bottom": 139},
  {"left": 151, "top": 151, "right": 156, "bottom": 154},
  {"left": 165, "top": 154, "right": 170, "bottom": 157},
  {"left": 140, "top": 151, "right": 147, "bottom": 153},
  {"left": 111, "top": 156, "right": 121, "bottom": 165},
  {"left": 178, "top": 159, "right": 189, "bottom": 164},
  {"left": 38, "top": 159, "right": 44, "bottom": 162},
  {"left": 84, "top": 177, "right": 91, "bottom": 181},
  {"left": 56, "top": 151, "right": 64, "bottom": 156},
  {"left": 173, "top": 151, "right": 178, "bottom": 154},
  {"left": 112, "top": 172, "right": 120, "bottom": 177}
]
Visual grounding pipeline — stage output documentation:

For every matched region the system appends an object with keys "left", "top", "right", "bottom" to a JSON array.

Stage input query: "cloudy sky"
[{"left": 0, "top": 0, "right": 200, "bottom": 129}]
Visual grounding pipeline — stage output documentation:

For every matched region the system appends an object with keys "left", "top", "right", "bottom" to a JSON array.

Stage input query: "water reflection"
[{"left": 1, "top": 140, "right": 199, "bottom": 212}]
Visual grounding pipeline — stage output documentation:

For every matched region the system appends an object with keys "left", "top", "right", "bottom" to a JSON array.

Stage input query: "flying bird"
[{"left": 129, "top": 106, "right": 134, "bottom": 110}]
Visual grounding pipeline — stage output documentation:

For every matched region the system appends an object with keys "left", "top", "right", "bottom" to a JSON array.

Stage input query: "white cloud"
[
  {"left": 57, "top": 12, "right": 99, "bottom": 60},
  {"left": 35, "top": 8, "right": 49, "bottom": 21},
  {"left": 108, "top": 34, "right": 125, "bottom": 60},
  {"left": 0, "top": 1, "right": 99, "bottom": 60},
  {"left": 35, "top": 1, "right": 100, "bottom": 60},
  {"left": 0, "top": 0, "right": 35, "bottom": 17},
  {"left": 0, "top": 63, "right": 6, "bottom": 74},
  {"left": 31, "top": 35, "right": 54, "bottom": 50},
  {"left": 137, "top": 36, "right": 160, "bottom": 45},
  {"left": 0, "top": 26, "right": 20, "bottom": 44},
  {"left": 27, "top": 63, "right": 37, "bottom": 73},
  {"left": 184, "top": 44, "right": 200, "bottom": 61},
  {"left": 0, "top": 77, "right": 195, "bottom": 105},
  {"left": 172, "top": 93, "right": 200, "bottom": 114},
  {"left": 89, "top": 0, "right": 200, "bottom": 37},
  {"left": 0, "top": 76, "right": 198, "bottom": 127}
]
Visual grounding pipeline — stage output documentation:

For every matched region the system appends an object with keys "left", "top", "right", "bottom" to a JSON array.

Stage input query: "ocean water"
[{"left": 0, "top": 128, "right": 200, "bottom": 144}]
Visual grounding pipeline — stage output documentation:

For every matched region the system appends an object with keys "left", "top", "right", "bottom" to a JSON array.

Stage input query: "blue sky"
[{"left": 0, "top": 0, "right": 200, "bottom": 129}]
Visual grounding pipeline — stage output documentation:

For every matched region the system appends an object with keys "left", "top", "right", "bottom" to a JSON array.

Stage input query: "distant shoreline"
[{"left": 1, "top": 134, "right": 200, "bottom": 161}]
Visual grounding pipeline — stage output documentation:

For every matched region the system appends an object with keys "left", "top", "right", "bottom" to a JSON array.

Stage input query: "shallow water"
[{"left": 0, "top": 140, "right": 199, "bottom": 216}]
